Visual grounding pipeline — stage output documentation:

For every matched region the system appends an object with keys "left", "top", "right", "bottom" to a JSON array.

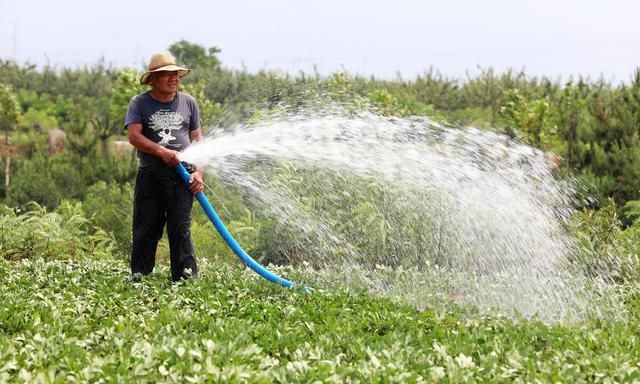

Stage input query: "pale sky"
[{"left": 1, "top": 0, "right": 639, "bottom": 83}]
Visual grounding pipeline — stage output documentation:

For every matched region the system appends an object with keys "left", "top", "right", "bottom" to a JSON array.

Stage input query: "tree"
[
  {"left": 109, "top": 68, "right": 145, "bottom": 124},
  {"left": 462, "top": 67, "right": 524, "bottom": 123},
  {"left": 0, "top": 83, "right": 20, "bottom": 193},
  {"left": 168, "top": 40, "right": 221, "bottom": 72},
  {"left": 180, "top": 81, "right": 222, "bottom": 129},
  {"left": 0, "top": 83, "right": 19, "bottom": 141},
  {"left": 64, "top": 108, "right": 98, "bottom": 159},
  {"left": 89, "top": 113, "right": 120, "bottom": 158},
  {"left": 498, "top": 88, "right": 555, "bottom": 148},
  {"left": 555, "top": 81, "right": 587, "bottom": 174}
]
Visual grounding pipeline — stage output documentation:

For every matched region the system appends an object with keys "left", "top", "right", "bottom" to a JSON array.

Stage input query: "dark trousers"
[{"left": 131, "top": 169, "right": 198, "bottom": 281}]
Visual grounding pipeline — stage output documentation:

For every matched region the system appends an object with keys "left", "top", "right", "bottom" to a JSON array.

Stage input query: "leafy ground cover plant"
[{"left": 0, "top": 258, "right": 638, "bottom": 383}]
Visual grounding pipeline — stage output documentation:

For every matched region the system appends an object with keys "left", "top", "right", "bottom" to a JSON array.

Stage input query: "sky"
[{"left": 1, "top": 0, "right": 640, "bottom": 84}]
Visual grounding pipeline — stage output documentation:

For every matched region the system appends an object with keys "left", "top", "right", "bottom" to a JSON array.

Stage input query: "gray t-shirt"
[{"left": 125, "top": 91, "right": 200, "bottom": 176}]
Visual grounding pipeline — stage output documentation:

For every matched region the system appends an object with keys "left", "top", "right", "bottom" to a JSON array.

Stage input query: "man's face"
[{"left": 151, "top": 71, "right": 180, "bottom": 93}]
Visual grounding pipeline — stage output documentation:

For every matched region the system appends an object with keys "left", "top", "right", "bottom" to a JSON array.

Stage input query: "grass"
[{"left": 1, "top": 257, "right": 639, "bottom": 383}]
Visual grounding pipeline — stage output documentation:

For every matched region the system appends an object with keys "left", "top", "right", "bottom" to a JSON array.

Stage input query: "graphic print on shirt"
[{"left": 149, "top": 110, "right": 184, "bottom": 148}]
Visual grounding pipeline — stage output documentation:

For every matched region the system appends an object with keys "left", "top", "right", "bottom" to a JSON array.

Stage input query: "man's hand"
[
  {"left": 189, "top": 169, "right": 204, "bottom": 194},
  {"left": 160, "top": 147, "right": 181, "bottom": 167}
]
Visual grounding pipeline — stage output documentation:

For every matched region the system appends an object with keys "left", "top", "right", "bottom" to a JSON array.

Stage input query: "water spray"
[
  {"left": 176, "top": 110, "right": 626, "bottom": 322},
  {"left": 175, "top": 162, "right": 310, "bottom": 291}
]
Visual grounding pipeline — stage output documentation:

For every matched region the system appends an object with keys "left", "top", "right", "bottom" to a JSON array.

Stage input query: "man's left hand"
[{"left": 189, "top": 169, "right": 204, "bottom": 194}]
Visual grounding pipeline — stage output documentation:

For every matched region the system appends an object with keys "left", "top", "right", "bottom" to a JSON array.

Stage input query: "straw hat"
[{"left": 140, "top": 52, "right": 190, "bottom": 85}]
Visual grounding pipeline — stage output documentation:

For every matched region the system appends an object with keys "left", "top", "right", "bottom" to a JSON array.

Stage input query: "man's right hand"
[
  {"left": 128, "top": 124, "right": 182, "bottom": 167},
  {"left": 160, "top": 147, "right": 181, "bottom": 167}
]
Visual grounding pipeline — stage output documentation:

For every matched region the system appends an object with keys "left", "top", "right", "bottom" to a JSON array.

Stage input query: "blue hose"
[{"left": 176, "top": 163, "right": 309, "bottom": 291}]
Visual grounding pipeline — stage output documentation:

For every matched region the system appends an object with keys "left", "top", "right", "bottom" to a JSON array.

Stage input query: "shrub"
[
  {"left": 0, "top": 201, "right": 117, "bottom": 260},
  {"left": 250, "top": 164, "right": 451, "bottom": 269},
  {"left": 82, "top": 181, "right": 133, "bottom": 256},
  {"left": 6, "top": 153, "right": 84, "bottom": 209},
  {"left": 189, "top": 176, "right": 260, "bottom": 265},
  {"left": 568, "top": 198, "right": 640, "bottom": 282}
]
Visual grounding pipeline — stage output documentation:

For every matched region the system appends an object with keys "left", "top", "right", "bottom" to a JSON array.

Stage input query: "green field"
[{"left": 1, "top": 258, "right": 639, "bottom": 383}]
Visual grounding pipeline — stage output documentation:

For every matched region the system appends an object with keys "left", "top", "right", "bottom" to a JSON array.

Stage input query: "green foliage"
[
  {"left": 63, "top": 112, "right": 99, "bottom": 159},
  {"left": 448, "top": 106, "right": 494, "bottom": 127},
  {"left": 498, "top": 89, "right": 556, "bottom": 148},
  {"left": 408, "top": 68, "right": 462, "bottom": 112},
  {"left": 1, "top": 40, "right": 639, "bottom": 286},
  {"left": 89, "top": 113, "right": 121, "bottom": 158},
  {"left": 251, "top": 164, "right": 453, "bottom": 269},
  {"left": 82, "top": 181, "right": 133, "bottom": 256},
  {"left": 368, "top": 88, "right": 406, "bottom": 116},
  {"left": 7, "top": 153, "right": 84, "bottom": 209},
  {"left": 0, "top": 83, "right": 20, "bottom": 138},
  {"left": 169, "top": 40, "right": 221, "bottom": 72},
  {"left": 15, "top": 89, "right": 73, "bottom": 124},
  {"left": 0, "top": 157, "right": 4, "bottom": 196},
  {"left": 0, "top": 201, "right": 117, "bottom": 260},
  {"left": 17, "top": 109, "right": 59, "bottom": 132},
  {"left": 394, "top": 93, "right": 442, "bottom": 117},
  {"left": 191, "top": 207, "right": 260, "bottom": 266},
  {"left": 187, "top": 176, "right": 262, "bottom": 264},
  {"left": 75, "top": 155, "right": 136, "bottom": 192},
  {"left": 108, "top": 68, "right": 146, "bottom": 126},
  {"left": 0, "top": 59, "right": 117, "bottom": 100},
  {"left": 568, "top": 199, "right": 640, "bottom": 282},
  {"left": 6, "top": 153, "right": 134, "bottom": 209},
  {"left": 553, "top": 81, "right": 588, "bottom": 172},
  {"left": 622, "top": 200, "right": 640, "bottom": 225},
  {"left": 62, "top": 94, "right": 125, "bottom": 160},
  {"left": 180, "top": 81, "right": 223, "bottom": 127},
  {"left": 460, "top": 67, "right": 525, "bottom": 122},
  {"left": 0, "top": 258, "right": 639, "bottom": 382},
  {"left": 10, "top": 130, "right": 48, "bottom": 159}
]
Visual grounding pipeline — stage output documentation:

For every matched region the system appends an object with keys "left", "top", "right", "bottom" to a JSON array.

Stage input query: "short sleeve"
[
  {"left": 124, "top": 95, "right": 142, "bottom": 128},
  {"left": 189, "top": 96, "right": 201, "bottom": 131}
]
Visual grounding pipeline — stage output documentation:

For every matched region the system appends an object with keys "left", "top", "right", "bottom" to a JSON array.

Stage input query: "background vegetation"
[{"left": 1, "top": 39, "right": 638, "bottom": 280}]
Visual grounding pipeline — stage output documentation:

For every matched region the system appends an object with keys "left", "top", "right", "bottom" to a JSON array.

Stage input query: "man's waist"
[{"left": 138, "top": 155, "right": 196, "bottom": 179}]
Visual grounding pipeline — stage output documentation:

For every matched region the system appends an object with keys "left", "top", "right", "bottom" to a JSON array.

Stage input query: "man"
[{"left": 125, "top": 51, "right": 204, "bottom": 282}]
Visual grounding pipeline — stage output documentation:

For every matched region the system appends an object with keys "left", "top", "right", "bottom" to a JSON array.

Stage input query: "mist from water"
[{"left": 181, "top": 106, "right": 620, "bottom": 322}]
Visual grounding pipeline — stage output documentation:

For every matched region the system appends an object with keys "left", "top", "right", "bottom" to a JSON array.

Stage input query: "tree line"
[{"left": 0, "top": 40, "right": 638, "bottom": 280}]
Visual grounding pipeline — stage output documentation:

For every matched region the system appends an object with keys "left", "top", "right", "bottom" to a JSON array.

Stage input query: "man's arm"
[
  {"left": 127, "top": 123, "right": 181, "bottom": 167},
  {"left": 189, "top": 127, "right": 203, "bottom": 143}
]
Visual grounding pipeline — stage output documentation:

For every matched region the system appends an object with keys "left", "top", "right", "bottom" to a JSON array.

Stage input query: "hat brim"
[{"left": 140, "top": 64, "right": 190, "bottom": 85}]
